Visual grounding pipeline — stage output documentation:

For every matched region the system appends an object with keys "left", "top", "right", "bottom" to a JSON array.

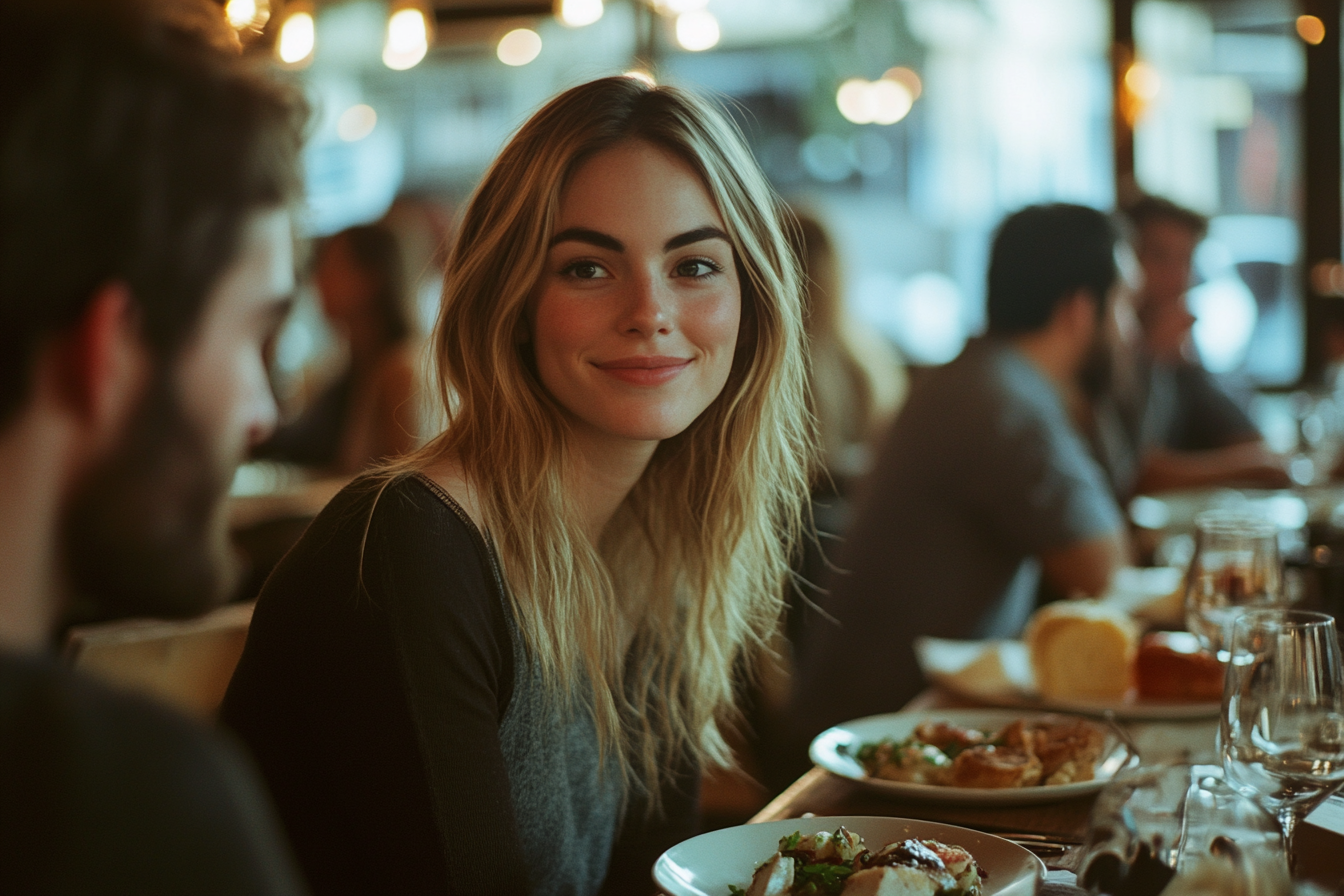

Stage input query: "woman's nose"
[{"left": 621, "top": 271, "right": 673, "bottom": 337}]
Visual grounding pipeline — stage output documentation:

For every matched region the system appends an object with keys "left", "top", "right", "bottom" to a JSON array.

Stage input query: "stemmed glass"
[
  {"left": 1220, "top": 609, "right": 1344, "bottom": 871},
  {"left": 1184, "top": 510, "right": 1284, "bottom": 661}
]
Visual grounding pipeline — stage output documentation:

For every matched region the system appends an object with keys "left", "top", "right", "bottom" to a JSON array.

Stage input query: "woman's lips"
[{"left": 593, "top": 356, "right": 692, "bottom": 385}]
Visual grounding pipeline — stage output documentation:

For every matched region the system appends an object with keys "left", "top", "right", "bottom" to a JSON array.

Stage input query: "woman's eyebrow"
[
  {"left": 664, "top": 226, "right": 729, "bottom": 251},
  {"left": 549, "top": 227, "right": 623, "bottom": 251}
]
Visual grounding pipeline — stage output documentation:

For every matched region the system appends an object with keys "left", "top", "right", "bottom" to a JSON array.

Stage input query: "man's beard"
[{"left": 59, "top": 372, "right": 237, "bottom": 624}]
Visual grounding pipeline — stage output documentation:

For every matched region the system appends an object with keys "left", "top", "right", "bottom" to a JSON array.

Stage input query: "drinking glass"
[
  {"left": 1184, "top": 511, "right": 1284, "bottom": 661},
  {"left": 1220, "top": 609, "right": 1344, "bottom": 871}
]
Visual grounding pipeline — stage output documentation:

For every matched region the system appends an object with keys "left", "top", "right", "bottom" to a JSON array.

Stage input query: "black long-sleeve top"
[{"left": 221, "top": 473, "right": 697, "bottom": 896}]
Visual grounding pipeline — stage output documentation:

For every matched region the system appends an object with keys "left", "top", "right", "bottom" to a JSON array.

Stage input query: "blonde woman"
[{"left": 221, "top": 76, "right": 813, "bottom": 896}]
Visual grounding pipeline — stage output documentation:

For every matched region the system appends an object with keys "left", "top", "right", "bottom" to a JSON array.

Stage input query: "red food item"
[{"left": 1134, "top": 632, "right": 1225, "bottom": 702}]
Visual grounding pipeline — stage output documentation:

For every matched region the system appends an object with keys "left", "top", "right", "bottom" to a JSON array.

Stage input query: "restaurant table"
[{"left": 744, "top": 688, "right": 1344, "bottom": 891}]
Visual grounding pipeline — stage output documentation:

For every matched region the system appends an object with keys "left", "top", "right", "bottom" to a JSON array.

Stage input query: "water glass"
[
  {"left": 1220, "top": 609, "right": 1344, "bottom": 871},
  {"left": 1184, "top": 510, "right": 1284, "bottom": 660}
]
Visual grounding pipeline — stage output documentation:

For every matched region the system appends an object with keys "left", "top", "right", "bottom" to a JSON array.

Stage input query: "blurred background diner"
[{"left": 58, "top": 0, "right": 1344, "bottom": 853}]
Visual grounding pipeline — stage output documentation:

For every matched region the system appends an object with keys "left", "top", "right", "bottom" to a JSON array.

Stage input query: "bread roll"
[{"left": 1024, "top": 600, "right": 1138, "bottom": 701}]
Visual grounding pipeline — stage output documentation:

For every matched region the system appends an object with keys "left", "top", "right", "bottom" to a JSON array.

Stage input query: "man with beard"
[
  {"left": 792, "top": 204, "right": 1126, "bottom": 739},
  {"left": 0, "top": 0, "right": 306, "bottom": 892}
]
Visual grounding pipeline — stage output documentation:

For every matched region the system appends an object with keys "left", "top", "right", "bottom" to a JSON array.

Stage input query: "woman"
[
  {"left": 221, "top": 76, "right": 813, "bottom": 896},
  {"left": 255, "top": 223, "right": 419, "bottom": 473}
]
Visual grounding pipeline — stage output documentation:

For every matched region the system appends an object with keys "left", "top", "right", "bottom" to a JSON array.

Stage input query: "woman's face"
[{"left": 529, "top": 139, "right": 741, "bottom": 451}]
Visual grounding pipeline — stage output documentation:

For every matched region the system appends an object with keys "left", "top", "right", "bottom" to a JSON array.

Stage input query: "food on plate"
[
  {"left": 846, "top": 717, "right": 1105, "bottom": 789},
  {"left": 1023, "top": 600, "right": 1138, "bottom": 700},
  {"left": 731, "top": 827, "right": 984, "bottom": 896},
  {"left": 1134, "top": 631, "right": 1225, "bottom": 702}
]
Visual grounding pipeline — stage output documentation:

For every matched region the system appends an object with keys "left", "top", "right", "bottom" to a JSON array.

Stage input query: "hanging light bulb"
[
  {"left": 275, "top": 5, "right": 315, "bottom": 66},
  {"left": 383, "top": 5, "right": 431, "bottom": 70},
  {"left": 557, "top": 0, "right": 604, "bottom": 28}
]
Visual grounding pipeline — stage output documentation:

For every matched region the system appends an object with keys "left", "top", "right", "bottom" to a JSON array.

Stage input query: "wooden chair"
[{"left": 64, "top": 602, "right": 254, "bottom": 719}]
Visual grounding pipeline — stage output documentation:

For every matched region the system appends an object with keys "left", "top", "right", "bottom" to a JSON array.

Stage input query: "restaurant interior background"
[{"left": 221, "top": 0, "right": 1344, "bottom": 458}]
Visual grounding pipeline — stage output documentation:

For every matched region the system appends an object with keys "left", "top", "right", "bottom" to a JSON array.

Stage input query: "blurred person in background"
[
  {"left": 791, "top": 204, "right": 1126, "bottom": 747},
  {"left": 257, "top": 223, "right": 419, "bottom": 474},
  {"left": 221, "top": 76, "right": 815, "bottom": 896},
  {"left": 0, "top": 0, "right": 306, "bottom": 891},
  {"left": 1089, "top": 195, "right": 1287, "bottom": 498}
]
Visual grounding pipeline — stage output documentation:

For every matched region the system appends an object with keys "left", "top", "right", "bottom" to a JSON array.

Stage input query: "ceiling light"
[
  {"left": 384, "top": 6, "right": 430, "bottom": 70},
  {"left": 557, "top": 0, "right": 604, "bottom": 28},
  {"left": 276, "top": 6, "right": 315, "bottom": 66}
]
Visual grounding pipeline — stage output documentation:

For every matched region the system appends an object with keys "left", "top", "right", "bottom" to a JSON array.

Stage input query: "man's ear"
[{"left": 52, "top": 282, "right": 147, "bottom": 445}]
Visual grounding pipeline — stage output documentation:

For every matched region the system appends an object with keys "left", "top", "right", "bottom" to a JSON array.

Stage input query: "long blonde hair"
[{"left": 388, "top": 76, "right": 814, "bottom": 800}]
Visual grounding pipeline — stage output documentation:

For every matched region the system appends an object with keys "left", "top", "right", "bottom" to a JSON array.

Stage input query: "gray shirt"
[{"left": 792, "top": 338, "right": 1121, "bottom": 738}]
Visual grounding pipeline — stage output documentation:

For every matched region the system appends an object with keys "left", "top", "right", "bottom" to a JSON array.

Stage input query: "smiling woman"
[{"left": 221, "top": 76, "right": 816, "bottom": 896}]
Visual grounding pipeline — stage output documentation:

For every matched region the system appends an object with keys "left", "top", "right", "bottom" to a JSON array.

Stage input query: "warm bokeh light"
[
  {"left": 837, "top": 78, "right": 875, "bottom": 124},
  {"left": 837, "top": 78, "right": 914, "bottom": 125},
  {"left": 882, "top": 66, "right": 922, "bottom": 101},
  {"left": 557, "top": 0, "right": 604, "bottom": 28},
  {"left": 869, "top": 79, "right": 914, "bottom": 125},
  {"left": 1124, "top": 61, "right": 1160, "bottom": 101},
  {"left": 497, "top": 28, "right": 542, "bottom": 66},
  {"left": 276, "top": 9, "right": 315, "bottom": 65},
  {"left": 655, "top": 0, "right": 708, "bottom": 12},
  {"left": 675, "top": 10, "right": 720, "bottom": 51},
  {"left": 383, "top": 7, "right": 430, "bottom": 70},
  {"left": 337, "top": 105, "right": 378, "bottom": 142},
  {"left": 1297, "top": 15, "right": 1326, "bottom": 46},
  {"left": 623, "top": 70, "right": 657, "bottom": 87},
  {"left": 225, "top": 0, "right": 257, "bottom": 29}
]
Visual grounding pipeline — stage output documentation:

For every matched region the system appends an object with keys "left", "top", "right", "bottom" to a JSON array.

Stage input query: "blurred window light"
[
  {"left": 882, "top": 66, "right": 922, "bottom": 100},
  {"left": 276, "top": 8, "right": 316, "bottom": 65},
  {"left": 1297, "top": 14, "right": 1326, "bottom": 46},
  {"left": 850, "top": 132, "right": 894, "bottom": 177},
  {"left": 675, "top": 10, "right": 720, "bottom": 51},
  {"left": 1188, "top": 275, "right": 1259, "bottom": 373},
  {"left": 337, "top": 104, "right": 378, "bottom": 142},
  {"left": 383, "top": 7, "right": 430, "bottom": 70},
  {"left": 497, "top": 28, "right": 542, "bottom": 66},
  {"left": 1205, "top": 76, "right": 1252, "bottom": 129},
  {"left": 895, "top": 272, "right": 966, "bottom": 365},
  {"left": 557, "top": 0, "right": 604, "bottom": 27}
]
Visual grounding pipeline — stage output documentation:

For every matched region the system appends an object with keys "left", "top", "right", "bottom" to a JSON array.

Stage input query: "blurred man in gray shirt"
[{"left": 792, "top": 204, "right": 1126, "bottom": 742}]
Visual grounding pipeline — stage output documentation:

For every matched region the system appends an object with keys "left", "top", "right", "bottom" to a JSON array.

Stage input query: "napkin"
[{"left": 913, "top": 637, "right": 1035, "bottom": 699}]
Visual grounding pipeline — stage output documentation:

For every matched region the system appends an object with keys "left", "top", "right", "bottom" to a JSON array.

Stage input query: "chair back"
[{"left": 64, "top": 602, "right": 254, "bottom": 719}]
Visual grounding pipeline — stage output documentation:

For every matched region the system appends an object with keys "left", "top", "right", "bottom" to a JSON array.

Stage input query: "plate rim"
[
  {"left": 652, "top": 814, "right": 1045, "bottom": 896},
  {"left": 808, "top": 707, "right": 1137, "bottom": 805}
]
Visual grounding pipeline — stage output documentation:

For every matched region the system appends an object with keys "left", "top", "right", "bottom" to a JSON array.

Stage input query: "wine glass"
[
  {"left": 1220, "top": 609, "right": 1344, "bottom": 872},
  {"left": 1184, "top": 510, "right": 1284, "bottom": 661}
]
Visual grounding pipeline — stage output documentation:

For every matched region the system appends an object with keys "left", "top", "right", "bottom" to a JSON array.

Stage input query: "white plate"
[
  {"left": 916, "top": 638, "right": 1220, "bottom": 721},
  {"left": 809, "top": 709, "right": 1139, "bottom": 805},
  {"left": 653, "top": 816, "right": 1043, "bottom": 896}
]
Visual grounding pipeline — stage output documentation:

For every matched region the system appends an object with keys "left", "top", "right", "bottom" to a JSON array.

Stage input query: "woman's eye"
[
  {"left": 676, "top": 258, "right": 722, "bottom": 278},
  {"left": 561, "top": 260, "right": 609, "bottom": 280}
]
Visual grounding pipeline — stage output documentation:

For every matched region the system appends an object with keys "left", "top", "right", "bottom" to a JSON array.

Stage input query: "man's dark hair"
[
  {"left": 986, "top": 203, "right": 1118, "bottom": 335},
  {"left": 1124, "top": 193, "right": 1209, "bottom": 240},
  {"left": 0, "top": 0, "right": 307, "bottom": 426}
]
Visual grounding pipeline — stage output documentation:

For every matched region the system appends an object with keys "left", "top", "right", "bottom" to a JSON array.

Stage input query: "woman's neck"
[{"left": 565, "top": 429, "right": 657, "bottom": 539}]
